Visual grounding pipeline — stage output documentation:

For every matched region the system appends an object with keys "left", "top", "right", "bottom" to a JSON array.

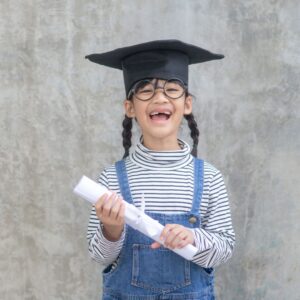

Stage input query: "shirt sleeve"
[
  {"left": 191, "top": 171, "right": 235, "bottom": 268},
  {"left": 86, "top": 170, "right": 125, "bottom": 265}
]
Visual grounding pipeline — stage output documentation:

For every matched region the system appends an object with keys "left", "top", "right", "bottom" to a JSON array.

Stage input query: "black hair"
[
  {"left": 122, "top": 115, "right": 133, "bottom": 159},
  {"left": 184, "top": 113, "right": 199, "bottom": 157},
  {"left": 121, "top": 91, "right": 200, "bottom": 159}
]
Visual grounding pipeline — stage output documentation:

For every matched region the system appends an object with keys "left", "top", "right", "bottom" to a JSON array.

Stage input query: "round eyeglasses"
[{"left": 128, "top": 78, "right": 187, "bottom": 101}]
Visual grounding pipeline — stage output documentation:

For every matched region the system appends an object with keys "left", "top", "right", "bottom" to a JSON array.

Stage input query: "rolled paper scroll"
[{"left": 73, "top": 175, "right": 198, "bottom": 260}]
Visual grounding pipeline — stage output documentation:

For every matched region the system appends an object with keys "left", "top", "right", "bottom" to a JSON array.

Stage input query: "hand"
[
  {"left": 94, "top": 192, "right": 125, "bottom": 241},
  {"left": 151, "top": 224, "right": 194, "bottom": 250}
]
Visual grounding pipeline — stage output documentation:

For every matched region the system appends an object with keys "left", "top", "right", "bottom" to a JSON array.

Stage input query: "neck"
[{"left": 142, "top": 136, "right": 181, "bottom": 151}]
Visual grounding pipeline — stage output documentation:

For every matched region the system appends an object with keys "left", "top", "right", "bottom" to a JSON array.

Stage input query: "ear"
[
  {"left": 184, "top": 95, "right": 193, "bottom": 115},
  {"left": 124, "top": 100, "right": 136, "bottom": 118}
]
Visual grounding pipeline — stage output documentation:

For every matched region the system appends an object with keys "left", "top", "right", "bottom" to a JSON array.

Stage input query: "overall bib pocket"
[{"left": 131, "top": 244, "right": 191, "bottom": 293}]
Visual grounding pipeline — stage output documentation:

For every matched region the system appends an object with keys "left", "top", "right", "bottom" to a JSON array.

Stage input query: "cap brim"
[{"left": 85, "top": 39, "right": 224, "bottom": 70}]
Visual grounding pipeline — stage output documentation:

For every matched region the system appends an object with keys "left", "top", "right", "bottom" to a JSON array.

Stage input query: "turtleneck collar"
[{"left": 129, "top": 138, "right": 193, "bottom": 170}]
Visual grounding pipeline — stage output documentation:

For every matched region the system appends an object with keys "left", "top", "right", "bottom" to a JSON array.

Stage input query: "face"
[{"left": 124, "top": 79, "right": 192, "bottom": 149}]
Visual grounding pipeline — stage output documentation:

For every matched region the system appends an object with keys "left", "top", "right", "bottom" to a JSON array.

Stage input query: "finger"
[
  {"left": 177, "top": 239, "right": 189, "bottom": 248},
  {"left": 102, "top": 193, "right": 118, "bottom": 217},
  {"left": 165, "top": 232, "right": 181, "bottom": 248},
  {"left": 95, "top": 193, "right": 108, "bottom": 209},
  {"left": 168, "top": 232, "right": 188, "bottom": 249},
  {"left": 116, "top": 201, "right": 126, "bottom": 222},
  {"left": 177, "top": 230, "right": 194, "bottom": 248},
  {"left": 151, "top": 242, "right": 161, "bottom": 249},
  {"left": 166, "top": 227, "right": 192, "bottom": 249},
  {"left": 160, "top": 224, "right": 177, "bottom": 242},
  {"left": 95, "top": 193, "right": 110, "bottom": 218},
  {"left": 162, "top": 225, "right": 183, "bottom": 246},
  {"left": 170, "top": 224, "right": 185, "bottom": 235},
  {"left": 110, "top": 197, "right": 124, "bottom": 219}
]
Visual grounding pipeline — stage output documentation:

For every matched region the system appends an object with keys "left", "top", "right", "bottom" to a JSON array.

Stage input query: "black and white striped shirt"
[{"left": 87, "top": 140, "right": 235, "bottom": 268}]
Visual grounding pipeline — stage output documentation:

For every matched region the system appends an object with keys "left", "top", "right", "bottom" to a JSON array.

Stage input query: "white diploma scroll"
[{"left": 73, "top": 176, "right": 198, "bottom": 261}]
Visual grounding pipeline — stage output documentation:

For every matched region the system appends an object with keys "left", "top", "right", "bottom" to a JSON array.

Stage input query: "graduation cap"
[{"left": 85, "top": 39, "right": 224, "bottom": 97}]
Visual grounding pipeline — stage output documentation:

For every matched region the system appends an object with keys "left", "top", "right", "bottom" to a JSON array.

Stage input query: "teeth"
[{"left": 150, "top": 111, "right": 171, "bottom": 116}]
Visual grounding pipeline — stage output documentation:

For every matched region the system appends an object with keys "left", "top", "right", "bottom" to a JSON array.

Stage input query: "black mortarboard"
[{"left": 85, "top": 39, "right": 224, "bottom": 97}]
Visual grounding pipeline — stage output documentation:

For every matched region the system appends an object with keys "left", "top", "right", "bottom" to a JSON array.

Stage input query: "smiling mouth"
[{"left": 149, "top": 112, "right": 171, "bottom": 121}]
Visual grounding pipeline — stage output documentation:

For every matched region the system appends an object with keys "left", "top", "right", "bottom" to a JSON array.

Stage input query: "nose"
[{"left": 152, "top": 87, "right": 169, "bottom": 103}]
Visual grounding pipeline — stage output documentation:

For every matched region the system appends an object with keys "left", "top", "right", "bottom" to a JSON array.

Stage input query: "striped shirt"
[{"left": 87, "top": 140, "right": 235, "bottom": 268}]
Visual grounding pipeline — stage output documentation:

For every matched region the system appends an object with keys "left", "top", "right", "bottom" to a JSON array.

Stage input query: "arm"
[
  {"left": 86, "top": 171, "right": 126, "bottom": 265},
  {"left": 191, "top": 171, "right": 235, "bottom": 268},
  {"left": 151, "top": 170, "right": 235, "bottom": 267}
]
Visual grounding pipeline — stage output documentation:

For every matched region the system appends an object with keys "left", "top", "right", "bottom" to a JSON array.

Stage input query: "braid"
[
  {"left": 122, "top": 115, "right": 133, "bottom": 159},
  {"left": 184, "top": 113, "right": 200, "bottom": 157}
]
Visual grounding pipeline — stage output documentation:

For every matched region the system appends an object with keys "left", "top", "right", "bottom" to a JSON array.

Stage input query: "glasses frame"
[{"left": 128, "top": 78, "right": 187, "bottom": 101}]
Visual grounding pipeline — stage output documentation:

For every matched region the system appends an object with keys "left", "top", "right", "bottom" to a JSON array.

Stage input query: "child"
[{"left": 86, "top": 40, "right": 235, "bottom": 300}]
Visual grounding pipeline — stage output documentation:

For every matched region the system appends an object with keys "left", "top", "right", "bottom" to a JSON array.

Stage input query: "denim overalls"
[{"left": 102, "top": 158, "right": 215, "bottom": 300}]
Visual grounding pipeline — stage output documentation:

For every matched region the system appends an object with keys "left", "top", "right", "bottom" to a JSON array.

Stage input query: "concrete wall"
[{"left": 1, "top": 1, "right": 299, "bottom": 299}]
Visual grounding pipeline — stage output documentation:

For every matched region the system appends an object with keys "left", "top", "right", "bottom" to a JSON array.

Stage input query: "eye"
[
  {"left": 135, "top": 81, "right": 153, "bottom": 93},
  {"left": 138, "top": 85, "right": 153, "bottom": 93},
  {"left": 165, "top": 85, "right": 183, "bottom": 94},
  {"left": 139, "top": 88, "right": 153, "bottom": 94},
  {"left": 165, "top": 80, "right": 184, "bottom": 93},
  {"left": 166, "top": 87, "right": 180, "bottom": 92}
]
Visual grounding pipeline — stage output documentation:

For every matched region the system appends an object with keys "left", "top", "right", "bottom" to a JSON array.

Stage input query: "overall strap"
[
  {"left": 115, "top": 160, "right": 134, "bottom": 204},
  {"left": 190, "top": 158, "right": 204, "bottom": 216}
]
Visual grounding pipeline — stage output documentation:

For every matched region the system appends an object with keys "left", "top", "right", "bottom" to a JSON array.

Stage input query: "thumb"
[{"left": 151, "top": 241, "right": 161, "bottom": 249}]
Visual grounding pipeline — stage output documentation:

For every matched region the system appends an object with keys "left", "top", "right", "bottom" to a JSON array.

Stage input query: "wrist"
[{"left": 102, "top": 224, "right": 124, "bottom": 242}]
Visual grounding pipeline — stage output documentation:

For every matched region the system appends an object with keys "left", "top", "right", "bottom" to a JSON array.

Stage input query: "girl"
[{"left": 86, "top": 40, "right": 235, "bottom": 299}]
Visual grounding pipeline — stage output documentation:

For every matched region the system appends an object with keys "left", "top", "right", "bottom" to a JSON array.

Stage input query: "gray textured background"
[{"left": 1, "top": 1, "right": 299, "bottom": 299}]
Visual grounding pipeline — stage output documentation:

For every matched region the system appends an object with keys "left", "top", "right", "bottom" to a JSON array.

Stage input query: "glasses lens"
[
  {"left": 132, "top": 79, "right": 186, "bottom": 101},
  {"left": 134, "top": 80, "right": 154, "bottom": 101},
  {"left": 164, "top": 79, "right": 185, "bottom": 99}
]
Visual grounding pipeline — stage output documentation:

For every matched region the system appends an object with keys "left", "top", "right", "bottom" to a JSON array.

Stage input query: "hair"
[
  {"left": 122, "top": 115, "right": 133, "bottom": 159},
  {"left": 184, "top": 113, "right": 199, "bottom": 157},
  {"left": 121, "top": 91, "right": 200, "bottom": 159}
]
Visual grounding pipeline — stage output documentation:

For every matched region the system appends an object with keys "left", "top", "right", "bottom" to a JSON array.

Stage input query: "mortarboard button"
[{"left": 188, "top": 216, "right": 197, "bottom": 224}]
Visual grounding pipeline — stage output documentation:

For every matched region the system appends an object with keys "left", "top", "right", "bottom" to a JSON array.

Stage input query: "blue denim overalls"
[{"left": 102, "top": 158, "right": 215, "bottom": 300}]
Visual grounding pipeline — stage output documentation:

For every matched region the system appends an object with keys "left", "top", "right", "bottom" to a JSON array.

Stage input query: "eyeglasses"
[{"left": 128, "top": 78, "right": 187, "bottom": 101}]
